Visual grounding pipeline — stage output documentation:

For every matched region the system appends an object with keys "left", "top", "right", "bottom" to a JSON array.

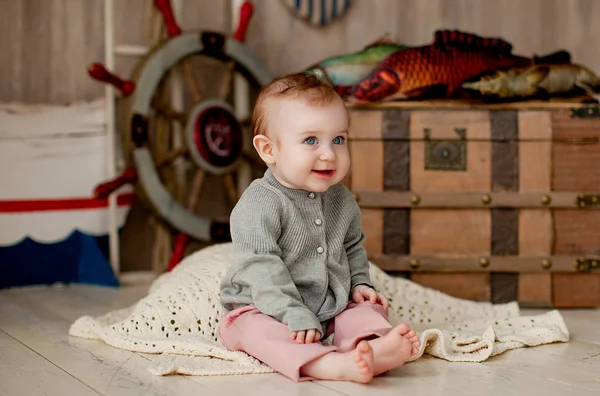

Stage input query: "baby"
[{"left": 218, "top": 72, "right": 420, "bottom": 383}]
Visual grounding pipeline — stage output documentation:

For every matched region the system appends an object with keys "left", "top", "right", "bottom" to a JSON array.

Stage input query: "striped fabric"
[{"left": 282, "top": 0, "right": 352, "bottom": 27}]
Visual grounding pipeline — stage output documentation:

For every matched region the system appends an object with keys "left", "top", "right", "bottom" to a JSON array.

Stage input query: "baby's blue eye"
[
  {"left": 333, "top": 136, "right": 345, "bottom": 144},
  {"left": 304, "top": 137, "right": 317, "bottom": 145}
]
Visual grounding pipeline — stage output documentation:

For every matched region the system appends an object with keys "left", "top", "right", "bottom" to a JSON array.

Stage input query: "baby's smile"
[{"left": 311, "top": 169, "right": 335, "bottom": 178}]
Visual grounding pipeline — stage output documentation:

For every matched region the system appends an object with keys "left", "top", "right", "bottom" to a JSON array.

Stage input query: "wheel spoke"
[
  {"left": 223, "top": 173, "right": 239, "bottom": 206},
  {"left": 236, "top": 160, "right": 253, "bottom": 197},
  {"left": 181, "top": 59, "right": 203, "bottom": 102},
  {"left": 157, "top": 147, "right": 188, "bottom": 168},
  {"left": 219, "top": 61, "right": 235, "bottom": 101},
  {"left": 153, "top": 101, "right": 187, "bottom": 124},
  {"left": 186, "top": 168, "right": 205, "bottom": 212},
  {"left": 241, "top": 151, "right": 263, "bottom": 168}
]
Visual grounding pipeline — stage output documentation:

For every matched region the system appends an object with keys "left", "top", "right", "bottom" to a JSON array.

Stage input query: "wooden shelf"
[{"left": 345, "top": 96, "right": 599, "bottom": 110}]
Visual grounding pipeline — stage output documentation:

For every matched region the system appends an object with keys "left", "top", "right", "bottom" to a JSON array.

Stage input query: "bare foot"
[
  {"left": 369, "top": 323, "right": 421, "bottom": 376},
  {"left": 300, "top": 340, "right": 375, "bottom": 383},
  {"left": 403, "top": 327, "right": 422, "bottom": 356}
]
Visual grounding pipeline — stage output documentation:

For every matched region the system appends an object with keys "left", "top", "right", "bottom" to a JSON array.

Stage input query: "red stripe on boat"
[{"left": 0, "top": 193, "right": 135, "bottom": 213}]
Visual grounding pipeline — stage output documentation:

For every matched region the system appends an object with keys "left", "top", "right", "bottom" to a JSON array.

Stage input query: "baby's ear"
[{"left": 253, "top": 134, "right": 277, "bottom": 165}]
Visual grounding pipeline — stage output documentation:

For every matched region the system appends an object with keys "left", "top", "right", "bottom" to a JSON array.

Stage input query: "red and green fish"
[
  {"left": 305, "top": 35, "right": 409, "bottom": 96},
  {"left": 347, "top": 30, "right": 571, "bottom": 103}
]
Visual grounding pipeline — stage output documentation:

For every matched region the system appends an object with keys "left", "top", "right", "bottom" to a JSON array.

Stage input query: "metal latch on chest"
[
  {"left": 575, "top": 194, "right": 600, "bottom": 208},
  {"left": 574, "top": 257, "right": 600, "bottom": 272}
]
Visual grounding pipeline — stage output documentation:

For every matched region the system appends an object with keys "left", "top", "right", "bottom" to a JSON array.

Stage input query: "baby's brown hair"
[{"left": 252, "top": 72, "right": 341, "bottom": 137}]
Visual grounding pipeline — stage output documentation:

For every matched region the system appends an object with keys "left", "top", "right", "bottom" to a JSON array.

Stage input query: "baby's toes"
[
  {"left": 356, "top": 357, "right": 367, "bottom": 368},
  {"left": 395, "top": 323, "right": 410, "bottom": 335}
]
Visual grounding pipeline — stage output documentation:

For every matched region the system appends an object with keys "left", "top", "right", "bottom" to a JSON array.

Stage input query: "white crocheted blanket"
[{"left": 69, "top": 243, "right": 570, "bottom": 376}]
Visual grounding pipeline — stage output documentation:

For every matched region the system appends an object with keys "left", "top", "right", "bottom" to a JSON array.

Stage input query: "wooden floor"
[{"left": 1, "top": 274, "right": 600, "bottom": 396}]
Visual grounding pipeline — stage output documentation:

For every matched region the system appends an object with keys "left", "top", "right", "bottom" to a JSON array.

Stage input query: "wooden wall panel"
[
  {"left": 0, "top": 0, "right": 229, "bottom": 104},
  {"left": 0, "top": 0, "right": 105, "bottom": 103},
  {"left": 4, "top": 0, "right": 600, "bottom": 103},
  {"left": 245, "top": 0, "right": 600, "bottom": 80},
  {"left": 4, "top": 0, "right": 600, "bottom": 102}
]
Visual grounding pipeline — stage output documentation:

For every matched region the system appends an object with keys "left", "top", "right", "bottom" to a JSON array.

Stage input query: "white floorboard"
[
  {"left": 1, "top": 280, "right": 599, "bottom": 396},
  {"left": 0, "top": 329, "right": 98, "bottom": 396}
]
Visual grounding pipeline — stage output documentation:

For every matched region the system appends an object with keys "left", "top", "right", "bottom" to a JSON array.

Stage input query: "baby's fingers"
[
  {"left": 352, "top": 291, "right": 365, "bottom": 303},
  {"left": 289, "top": 331, "right": 297, "bottom": 341},
  {"left": 368, "top": 289, "right": 378, "bottom": 303},
  {"left": 305, "top": 329, "right": 320, "bottom": 343},
  {"left": 378, "top": 293, "right": 389, "bottom": 311},
  {"left": 295, "top": 330, "right": 306, "bottom": 344}
]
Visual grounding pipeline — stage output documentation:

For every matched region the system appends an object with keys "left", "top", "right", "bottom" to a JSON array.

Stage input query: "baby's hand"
[
  {"left": 290, "top": 329, "right": 322, "bottom": 344},
  {"left": 352, "top": 285, "right": 389, "bottom": 313}
]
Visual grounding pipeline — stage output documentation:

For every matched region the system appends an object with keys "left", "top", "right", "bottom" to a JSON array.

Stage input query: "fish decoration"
[
  {"left": 461, "top": 63, "right": 600, "bottom": 101},
  {"left": 346, "top": 30, "right": 572, "bottom": 103},
  {"left": 306, "top": 35, "right": 409, "bottom": 96}
]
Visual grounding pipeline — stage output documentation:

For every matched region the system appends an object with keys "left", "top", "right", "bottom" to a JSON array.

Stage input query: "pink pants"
[{"left": 218, "top": 302, "right": 392, "bottom": 381}]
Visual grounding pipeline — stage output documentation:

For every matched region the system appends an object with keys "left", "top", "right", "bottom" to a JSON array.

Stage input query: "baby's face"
[{"left": 267, "top": 96, "right": 350, "bottom": 192}]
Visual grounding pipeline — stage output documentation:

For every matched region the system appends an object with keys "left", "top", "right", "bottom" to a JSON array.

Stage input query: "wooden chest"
[{"left": 344, "top": 101, "right": 600, "bottom": 308}]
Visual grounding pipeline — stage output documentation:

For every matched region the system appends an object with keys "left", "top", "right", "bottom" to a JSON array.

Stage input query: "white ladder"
[{"left": 100, "top": 0, "right": 250, "bottom": 277}]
